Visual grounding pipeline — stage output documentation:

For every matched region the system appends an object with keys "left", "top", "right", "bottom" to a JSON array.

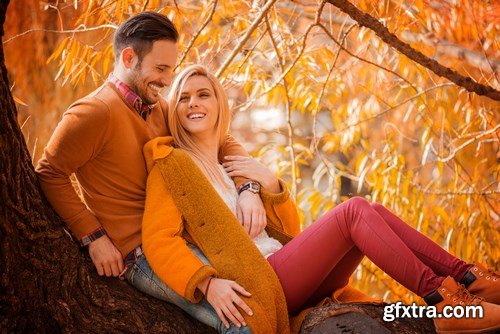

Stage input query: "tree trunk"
[{"left": 0, "top": 1, "right": 213, "bottom": 332}]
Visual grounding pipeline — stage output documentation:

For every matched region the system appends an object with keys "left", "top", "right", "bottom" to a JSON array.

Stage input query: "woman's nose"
[{"left": 189, "top": 97, "right": 198, "bottom": 108}]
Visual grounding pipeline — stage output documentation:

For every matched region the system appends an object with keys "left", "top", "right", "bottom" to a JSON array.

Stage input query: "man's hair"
[{"left": 113, "top": 11, "right": 179, "bottom": 62}]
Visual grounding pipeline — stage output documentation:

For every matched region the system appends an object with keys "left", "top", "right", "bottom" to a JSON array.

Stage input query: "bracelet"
[{"left": 205, "top": 277, "right": 215, "bottom": 297}]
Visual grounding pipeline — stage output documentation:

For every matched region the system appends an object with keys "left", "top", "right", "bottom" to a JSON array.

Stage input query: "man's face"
[{"left": 128, "top": 40, "right": 178, "bottom": 105}]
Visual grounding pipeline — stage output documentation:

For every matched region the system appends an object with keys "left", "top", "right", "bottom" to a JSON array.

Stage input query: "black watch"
[{"left": 238, "top": 181, "right": 261, "bottom": 195}]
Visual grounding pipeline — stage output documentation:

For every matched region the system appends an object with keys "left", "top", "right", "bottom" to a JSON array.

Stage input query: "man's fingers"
[
  {"left": 95, "top": 262, "right": 104, "bottom": 276},
  {"left": 236, "top": 206, "right": 243, "bottom": 224},
  {"left": 243, "top": 212, "right": 252, "bottom": 234},
  {"left": 110, "top": 261, "right": 120, "bottom": 277},
  {"left": 117, "top": 257, "right": 125, "bottom": 273},
  {"left": 250, "top": 211, "right": 260, "bottom": 238},
  {"left": 102, "top": 263, "right": 112, "bottom": 277}
]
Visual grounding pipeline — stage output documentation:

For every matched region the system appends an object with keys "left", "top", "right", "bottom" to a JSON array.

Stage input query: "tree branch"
[
  {"left": 215, "top": 0, "right": 277, "bottom": 78},
  {"left": 325, "top": 0, "right": 500, "bottom": 101}
]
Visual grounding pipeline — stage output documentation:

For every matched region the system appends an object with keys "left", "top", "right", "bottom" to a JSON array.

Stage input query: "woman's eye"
[
  {"left": 200, "top": 93, "right": 209, "bottom": 97},
  {"left": 157, "top": 67, "right": 164, "bottom": 72},
  {"left": 179, "top": 96, "right": 189, "bottom": 102}
]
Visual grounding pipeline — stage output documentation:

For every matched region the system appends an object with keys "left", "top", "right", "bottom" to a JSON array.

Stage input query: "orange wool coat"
[{"left": 142, "top": 136, "right": 381, "bottom": 333}]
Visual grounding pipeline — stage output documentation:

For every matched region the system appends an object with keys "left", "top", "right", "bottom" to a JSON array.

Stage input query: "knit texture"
[{"left": 157, "top": 148, "right": 290, "bottom": 333}]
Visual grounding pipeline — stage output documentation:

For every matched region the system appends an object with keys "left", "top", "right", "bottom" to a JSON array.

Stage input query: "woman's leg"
[
  {"left": 301, "top": 246, "right": 364, "bottom": 309},
  {"left": 267, "top": 197, "right": 444, "bottom": 314},
  {"left": 370, "top": 203, "right": 471, "bottom": 281}
]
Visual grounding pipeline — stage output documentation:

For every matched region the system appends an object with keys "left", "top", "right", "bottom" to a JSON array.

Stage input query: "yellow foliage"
[{"left": 6, "top": 0, "right": 499, "bottom": 303}]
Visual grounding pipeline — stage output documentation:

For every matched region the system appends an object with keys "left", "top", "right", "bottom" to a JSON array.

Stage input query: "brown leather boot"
[
  {"left": 425, "top": 276, "right": 500, "bottom": 333},
  {"left": 460, "top": 263, "right": 499, "bottom": 305}
]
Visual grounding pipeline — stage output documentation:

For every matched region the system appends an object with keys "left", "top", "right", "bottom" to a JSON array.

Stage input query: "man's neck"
[{"left": 112, "top": 71, "right": 136, "bottom": 93}]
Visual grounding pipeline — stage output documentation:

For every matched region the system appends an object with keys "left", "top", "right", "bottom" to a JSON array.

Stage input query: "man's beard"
[{"left": 129, "top": 63, "right": 155, "bottom": 105}]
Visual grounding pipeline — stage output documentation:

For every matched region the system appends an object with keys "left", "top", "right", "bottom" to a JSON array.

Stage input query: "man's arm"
[
  {"left": 218, "top": 134, "right": 267, "bottom": 238},
  {"left": 218, "top": 134, "right": 250, "bottom": 189},
  {"left": 36, "top": 100, "right": 123, "bottom": 276}
]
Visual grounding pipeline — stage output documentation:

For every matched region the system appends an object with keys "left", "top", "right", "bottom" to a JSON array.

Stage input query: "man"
[{"left": 36, "top": 12, "right": 263, "bottom": 333}]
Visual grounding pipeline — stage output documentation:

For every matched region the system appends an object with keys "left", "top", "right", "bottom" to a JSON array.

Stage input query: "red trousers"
[{"left": 267, "top": 197, "right": 471, "bottom": 314}]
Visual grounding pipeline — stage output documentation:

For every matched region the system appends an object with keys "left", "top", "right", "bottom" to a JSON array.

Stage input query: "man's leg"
[{"left": 125, "top": 245, "right": 251, "bottom": 334}]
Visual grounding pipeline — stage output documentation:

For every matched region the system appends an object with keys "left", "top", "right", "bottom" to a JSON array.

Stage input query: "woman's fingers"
[
  {"left": 232, "top": 295, "right": 253, "bottom": 316},
  {"left": 224, "top": 155, "right": 248, "bottom": 161},
  {"left": 232, "top": 282, "right": 252, "bottom": 297},
  {"left": 215, "top": 307, "right": 230, "bottom": 329},
  {"left": 226, "top": 302, "right": 247, "bottom": 327}
]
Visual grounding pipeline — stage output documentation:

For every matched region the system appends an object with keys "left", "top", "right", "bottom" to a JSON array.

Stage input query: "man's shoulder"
[{"left": 69, "top": 83, "right": 124, "bottom": 112}]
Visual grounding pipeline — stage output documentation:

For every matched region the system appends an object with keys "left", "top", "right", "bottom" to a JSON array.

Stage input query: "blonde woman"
[{"left": 138, "top": 65, "right": 499, "bottom": 334}]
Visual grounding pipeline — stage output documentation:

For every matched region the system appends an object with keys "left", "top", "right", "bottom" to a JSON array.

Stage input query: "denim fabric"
[{"left": 125, "top": 243, "right": 251, "bottom": 334}]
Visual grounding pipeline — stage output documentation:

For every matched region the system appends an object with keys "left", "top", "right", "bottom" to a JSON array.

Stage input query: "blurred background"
[{"left": 4, "top": 0, "right": 499, "bottom": 303}]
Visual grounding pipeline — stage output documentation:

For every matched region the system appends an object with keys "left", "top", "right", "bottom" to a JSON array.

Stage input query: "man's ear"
[{"left": 121, "top": 47, "right": 138, "bottom": 69}]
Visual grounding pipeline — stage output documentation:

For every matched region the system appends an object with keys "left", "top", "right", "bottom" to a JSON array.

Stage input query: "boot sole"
[{"left": 436, "top": 323, "right": 500, "bottom": 334}]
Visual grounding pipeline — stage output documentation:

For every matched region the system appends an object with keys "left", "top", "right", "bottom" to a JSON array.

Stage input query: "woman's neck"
[{"left": 191, "top": 134, "right": 219, "bottom": 164}]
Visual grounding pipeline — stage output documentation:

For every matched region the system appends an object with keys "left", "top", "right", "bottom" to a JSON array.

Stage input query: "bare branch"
[
  {"left": 435, "top": 124, "right": 500, "bottom": 163},
  {"left": 176, "top": 0, "right": 217, "bottom": 68},
  {"left": 3, "top": 24, "right": 117, "bottom": 44},
  {"left": 215, "top": 0, "right": 278, "bottom": 78},
  {"left": 325, "top": 0, "right": 500, "bottom": 101}
]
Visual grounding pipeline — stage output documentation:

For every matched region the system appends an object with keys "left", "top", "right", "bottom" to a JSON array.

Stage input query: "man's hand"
[
  {"left": 237, "top": 191, "right": 267, "bottom": 238},
  {"left": 88, "top": 235, "right": 124, "bottom": 277}
]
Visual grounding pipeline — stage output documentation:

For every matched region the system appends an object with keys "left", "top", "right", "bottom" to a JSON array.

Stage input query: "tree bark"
[
  {"left": 326, "top": 0, "right": 500, "bottom": 101},
  {"left": 0, "top": 1, "right": 213, "bottom": 332}
]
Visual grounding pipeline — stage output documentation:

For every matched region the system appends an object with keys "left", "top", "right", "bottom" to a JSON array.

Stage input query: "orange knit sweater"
[{"left": 36, "top": 83, "right": 247, "bottom": 257}]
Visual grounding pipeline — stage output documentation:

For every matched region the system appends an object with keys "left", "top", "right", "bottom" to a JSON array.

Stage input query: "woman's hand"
[
  {"left": 201, "top": 277, "right": 253, "bottom": 329},
  {"left": 223, "top": 155, "right": 280, "bottom": 193}
]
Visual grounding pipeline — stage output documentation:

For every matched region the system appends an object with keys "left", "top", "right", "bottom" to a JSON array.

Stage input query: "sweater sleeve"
[
  {"left": 218, "top": 134, "right": 249, "bottom": 189},
  {"left": 261, "top": 179, "right": 301, "bottom": 237},
  {"left": 142, "top": 165, "right": 217, "bottom": 303},
  {"left": 35, "top": 99, "right": 109, "bottom": 239}
]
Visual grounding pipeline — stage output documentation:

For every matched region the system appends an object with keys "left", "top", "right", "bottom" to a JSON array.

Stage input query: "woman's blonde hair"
[{"left": 167, "top": 64, "right": 232, "bottom": 191}]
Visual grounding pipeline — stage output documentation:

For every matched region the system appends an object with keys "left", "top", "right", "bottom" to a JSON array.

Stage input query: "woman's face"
[{"left": 176, "top": 75, "right": 219, "bottom": 139}]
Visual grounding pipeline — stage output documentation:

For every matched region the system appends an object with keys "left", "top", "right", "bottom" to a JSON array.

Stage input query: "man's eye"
[{"left": 157, "top": 67, "right": 164, "bottom": 72}]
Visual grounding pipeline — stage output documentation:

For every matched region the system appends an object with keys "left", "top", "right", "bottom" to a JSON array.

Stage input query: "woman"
[{"left": 141, "top": 65, "right": 499, "bottom": 334}]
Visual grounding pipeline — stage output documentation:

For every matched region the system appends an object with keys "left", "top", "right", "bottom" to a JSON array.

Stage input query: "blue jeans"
[{"left": 125, "top": 243, "right": 251, "bottom": 334}]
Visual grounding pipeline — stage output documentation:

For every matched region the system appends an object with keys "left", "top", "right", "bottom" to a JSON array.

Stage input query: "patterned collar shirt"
[{"left": 108, "top": 73, "right": 156, "bottom": 120}]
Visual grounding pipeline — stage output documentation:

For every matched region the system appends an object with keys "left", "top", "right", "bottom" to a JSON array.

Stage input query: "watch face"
[{"left": 249, "top": 183, "right": 261, "bottom": 193}]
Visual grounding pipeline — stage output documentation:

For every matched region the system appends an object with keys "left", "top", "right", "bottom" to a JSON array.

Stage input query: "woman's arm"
[
  {"left": 222, "top": 155, "right": 280, "bottom": 193},
  {"left": 142, "top": 165, "right": 217, "bottom": 303}
]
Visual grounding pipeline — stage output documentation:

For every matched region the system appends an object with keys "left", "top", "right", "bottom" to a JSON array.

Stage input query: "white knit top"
[{"left": 212, "top": 165, "right": 283, "bottom": 259}]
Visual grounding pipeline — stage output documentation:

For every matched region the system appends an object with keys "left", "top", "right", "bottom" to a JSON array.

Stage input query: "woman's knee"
[
  {"left": 370, "top": 201, "right": 384, "bottom": 212},
  {"left": 347, "top": 196, "right": 371, "bottom": 210}
]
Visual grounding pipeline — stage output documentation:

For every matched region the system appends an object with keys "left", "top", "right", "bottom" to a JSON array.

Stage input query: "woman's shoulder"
[{"left": 143, "top": 136, "right": 176, "bottom": 172}]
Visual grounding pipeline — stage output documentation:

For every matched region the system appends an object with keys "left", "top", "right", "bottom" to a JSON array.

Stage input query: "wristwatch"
[{"left": 238, "top": 181, "right": 261, "bottom": 195}]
